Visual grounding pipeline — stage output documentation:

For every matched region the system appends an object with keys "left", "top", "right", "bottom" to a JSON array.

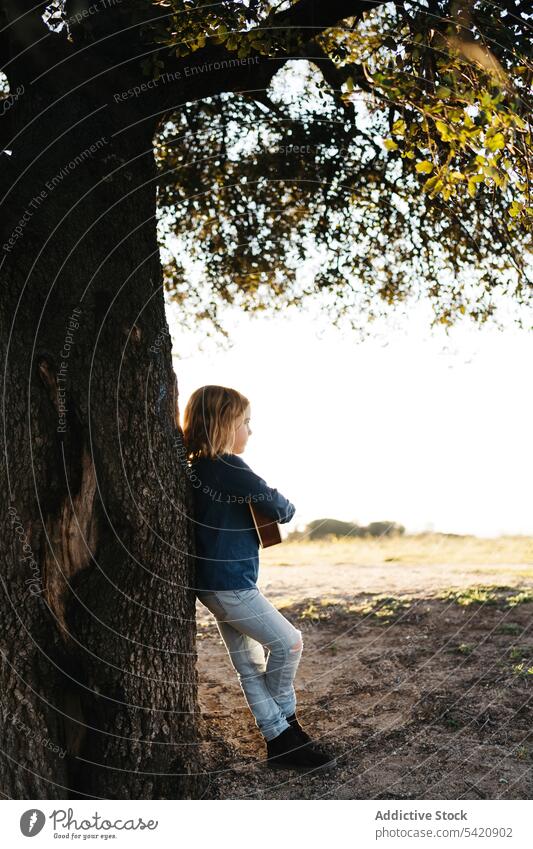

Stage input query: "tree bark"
[{"left": 0, "top": 79, "right": 204, "bottom": 799}]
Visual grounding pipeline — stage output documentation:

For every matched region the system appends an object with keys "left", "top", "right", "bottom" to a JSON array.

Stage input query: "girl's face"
[{"left": 230, "top": 404, "right": 252, "bottom": 454}]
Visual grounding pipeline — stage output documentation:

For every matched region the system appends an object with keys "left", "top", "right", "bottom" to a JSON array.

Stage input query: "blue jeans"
[{"left": 197, "top": 586, "right": 303, "bottom": 742}]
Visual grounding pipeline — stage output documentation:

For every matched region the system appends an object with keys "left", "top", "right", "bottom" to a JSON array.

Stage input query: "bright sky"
[{"left": 168, "top": 296, "right": 532, "bottom": 539}]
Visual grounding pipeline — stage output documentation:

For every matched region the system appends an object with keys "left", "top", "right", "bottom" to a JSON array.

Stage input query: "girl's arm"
[{"left": 217, "top": 454, "right": 296, "bottom": 524}]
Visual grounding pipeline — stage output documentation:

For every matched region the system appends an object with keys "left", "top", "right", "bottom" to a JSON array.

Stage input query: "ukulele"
[{"left": 249, "top": 503, "right": 282, "bottom": 548}]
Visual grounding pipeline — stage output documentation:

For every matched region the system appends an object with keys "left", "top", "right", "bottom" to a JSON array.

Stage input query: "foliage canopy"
[{"left": 3, "top": 1, "right": 532, "bottom": 335}]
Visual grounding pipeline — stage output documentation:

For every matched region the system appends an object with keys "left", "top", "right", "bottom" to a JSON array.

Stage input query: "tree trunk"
[{"left": 0, "top": 81, "right": 204, "bottom": 799}]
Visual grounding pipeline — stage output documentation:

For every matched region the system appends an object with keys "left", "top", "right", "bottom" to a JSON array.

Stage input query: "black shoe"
[
  {"left": 286, "top": 712, "right": 312, "bottom": 743},
  {"left": 266, "top": 726, "right": 337, "bottom": 770}
]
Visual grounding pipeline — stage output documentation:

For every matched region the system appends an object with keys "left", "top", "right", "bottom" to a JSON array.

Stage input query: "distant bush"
[
  {"left": 287, "top": 518, "right": 405, "bottom": 541},
  {"left": 366, "top": 521, "right": 405, "bottom": 538}
]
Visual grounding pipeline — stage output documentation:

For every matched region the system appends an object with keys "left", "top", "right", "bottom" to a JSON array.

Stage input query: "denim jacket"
[{"left": 189, "top": 452, "right": 296, "bottom": 592}]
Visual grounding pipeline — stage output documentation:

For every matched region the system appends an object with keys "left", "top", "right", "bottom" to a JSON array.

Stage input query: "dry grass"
[{"left": 267, "top": 533, "right": 533, "bottom": 567}]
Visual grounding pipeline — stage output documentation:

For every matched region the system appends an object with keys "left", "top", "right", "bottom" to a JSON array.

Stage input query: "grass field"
[
  {"left": 271, "top": 533, "right": 533, "bottom": 568},
  {"left": 196, "top": 532, "right": 532, "bottom": 799}
]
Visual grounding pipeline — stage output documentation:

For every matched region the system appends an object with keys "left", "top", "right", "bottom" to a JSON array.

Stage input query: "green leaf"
[
  {"left": 392, "top": 119, "right": 406, "bottom": 136},
  {"left": 486, "top": 132, "right": 505, "bottom": 152},
  {"left": 424, "top": 175, "right": 444, "bottom": 197},
  {"left": 435, "top": 120, "right": 455, "bottom": 142}
]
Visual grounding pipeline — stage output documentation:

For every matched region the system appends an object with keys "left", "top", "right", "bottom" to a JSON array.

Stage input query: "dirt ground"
[{"left": 194, "top": 554, "right": 532, "bottom": 799}]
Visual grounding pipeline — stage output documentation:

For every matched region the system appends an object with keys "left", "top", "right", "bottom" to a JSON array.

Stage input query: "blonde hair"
[{"left": 182, "top": 385, "right": 250, "bottom": 461}]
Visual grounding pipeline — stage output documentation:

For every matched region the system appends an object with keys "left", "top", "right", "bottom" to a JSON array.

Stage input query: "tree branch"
[
  {"left": 152, "top": 0, "right": 387, "bottom": 111},
  {"left": 269, "top": 0, "right": 381, "bottom": 32},
  {"left": 1, "top": 0, "right": 387, "bottom": 113}
]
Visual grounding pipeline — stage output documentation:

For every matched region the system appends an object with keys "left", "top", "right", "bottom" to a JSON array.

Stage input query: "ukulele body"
[{"left": 249, "top": 504, "right": 282, "bottom": 548}]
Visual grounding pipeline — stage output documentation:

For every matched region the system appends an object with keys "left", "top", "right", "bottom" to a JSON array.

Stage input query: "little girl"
[{"left": 182, "top": 384, "right": 336, "bottom": 770}]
